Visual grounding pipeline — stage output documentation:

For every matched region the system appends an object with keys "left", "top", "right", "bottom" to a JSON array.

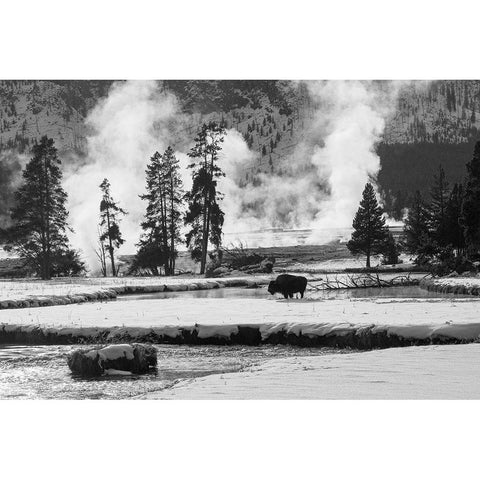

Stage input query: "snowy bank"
[
  {"left": 2, "top": 319, "right": 480, "bottom": 349},
  {"left": 0, "top": 277, "right": 268, "bottom": 310},
  {"left": 420, "top": 276, "right": 480, "bottom": 295},
  {"left": 144, "top": 344, "right": 480, "bottom": 399}
]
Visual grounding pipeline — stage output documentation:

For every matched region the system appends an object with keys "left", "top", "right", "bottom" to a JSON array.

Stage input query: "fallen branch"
[{"left": 309, "top": 273, "right": 418, "bottom": 291}]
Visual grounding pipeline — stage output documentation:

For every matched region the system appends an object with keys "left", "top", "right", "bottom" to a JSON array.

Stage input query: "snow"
[
  {"left": 145, "top": 344, "right": 480, "bottom": 399},
  {"left": 284, "top": 254, "right": 414, "bottom": 273},
  {"left": 85, "top": 344, "right": 134, "bottom": 361},
  {"left": 0, "top": 272, "right": 422, "bottom": 307},
  {"left": 104, "top": 369, "right": 133, "bottom": 376},
  {"left": 0, "top": 275, "right": 271, "bottom": 307},
  {"left": 1, "top": 293, "right": 478, "bottom": 330},
  {"left": 4, "top": 318, "right": 480, "bottom": 347},
  {"left": 2, "top": 277, "right": 480, "bottom": 347},
  {"left": 196, "top": 325, "right": 239, "bottom": 339},
  {"left": 432, "top": 276, "right": 480, "bottom": 288},
  {"left": 151, "top": 326, "right": 182, "bottom": 338}
]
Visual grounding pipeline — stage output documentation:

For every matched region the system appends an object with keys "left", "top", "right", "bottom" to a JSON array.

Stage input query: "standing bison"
[{"left": 267, "top": 274, "right": 308, "bottom": 299}]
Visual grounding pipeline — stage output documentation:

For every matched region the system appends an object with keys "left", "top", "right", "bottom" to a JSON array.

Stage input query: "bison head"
[{"left": 267, "top": 280, "right": 278, "bottom": 295}]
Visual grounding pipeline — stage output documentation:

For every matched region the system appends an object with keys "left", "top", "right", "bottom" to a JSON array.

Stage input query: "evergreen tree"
[
  {"left": 381, "top": 232, "right": 400, "bottom": 265},
  {"left": 137, "top": 151, "right": 169, "bottom": 276},
  {"left": 430, "top": 165, "right": 450, "bottom": 245},
  {"left": 444, "top": 183, "right": 465, "bottom": 254},
  {"left": 347, "top": 183, "right": 389, "bottom": 268},
  {"left": 99, "top": 178, "right": 126, "bottom": 276},
  {"left": 5, "top": 136, "right": 82, "bottom": 279},
  {"left": 460, "top": 141, "right": 480, "bottom": 257},
  {"left": 164, "top": 147, "right": 184, "bottom": 274},
  {"left": 403, "top": 190, "right": 432, "bottom": 255},
  {"left": 136, "top": 147, "right": 183, "bottom": 275},
  {"left": 184, "top": 122, "right": 226, "bottom": 274}
]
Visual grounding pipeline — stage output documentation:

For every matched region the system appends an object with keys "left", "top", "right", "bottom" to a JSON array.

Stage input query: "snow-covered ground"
[
  {"left": 430, "top": 276, "right": 480, "bottom": 289},
  {"left": 144, "top": 343, "right": 480, "bottom": 399},
  {"left": 0, "top": 280, "right": 113, "bottom": 300},
  {"left": 0, "top": 271, "right": 423, "bottom": 310},
  {"left": 0, "top": 275, "right": 269, "bottom": 307},
  {"left": 283, "top": 254, "right": 414, "bottom": 273},
  {"left": 1, "top": 289, "right": 478, "bottom": 328},
  {"left": 0, "top": 276, "right": 221, "bottom": 300}
]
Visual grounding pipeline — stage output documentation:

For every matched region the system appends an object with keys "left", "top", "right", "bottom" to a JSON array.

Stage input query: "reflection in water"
[
  {"left": 0, "top": 344, "right": 337, "bottom": 400},
  {"left": 118, "top": 285, "right": 472, "bottom": 302}
]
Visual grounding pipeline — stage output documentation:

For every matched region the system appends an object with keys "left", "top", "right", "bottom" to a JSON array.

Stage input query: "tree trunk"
[
  {"left": 366, "top": 252, "right": 371, "bottom": 268},
  {"left": 108, "top": 247, "right": 115, "bottom": 276},
  {"left": 199, "top": 151, "right": 210, "bottom": 275},
  {"left": 106, "top": 208, "right": 116, "bottom": 277},
  {"left": 42, "top": 154, "right": 51, "bottom": 280},
  {"left": 158, "top": 179, "right": 170, "bottom": 276},
  {"left": 169, "top": 175, "right": 175, "bottom": 275}
]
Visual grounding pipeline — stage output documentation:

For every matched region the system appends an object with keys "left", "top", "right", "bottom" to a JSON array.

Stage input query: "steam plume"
[
  {"left": 64, "top": 80, "right": 402, "bottom": 271},
  {"left": 65, "top": 81, "right": 180, "bottom": 270}
]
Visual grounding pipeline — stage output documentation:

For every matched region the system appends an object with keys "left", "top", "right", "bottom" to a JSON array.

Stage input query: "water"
[
  {"left": 117, "top": 284, "right": 472, "bottom": 302},
  {"left": 0, "top": 344, "right": 338, "bottom": 400}
]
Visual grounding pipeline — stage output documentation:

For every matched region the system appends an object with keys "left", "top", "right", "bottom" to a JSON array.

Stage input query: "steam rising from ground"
[
  {"left": 307, "top": 81, "right": 398, "bottom": 241},
  {"left": 64, "top": 80, "right": 402, "bottom": 271},
  {"left": 220, "top": 81, "right": 401, "bottom": 245},
  {"left": 65, "top": 81, "right": 181, "bottom": 270}
]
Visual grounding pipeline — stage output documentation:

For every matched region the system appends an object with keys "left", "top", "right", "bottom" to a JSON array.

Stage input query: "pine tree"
[
  {"left": 460, "top": 141, "right": 480, "bottom": 257},
  {"left": 164, "top": 147, "right": 184, "bottom": 273},
  {"left": 404, "top": 190, "right": 432, "bottom": 255},
  {"left": 381, "top": 232, "right": 400, "bottom": 265},
  {"left": 99, "top": 178, "right": 127, "bottom": 276},
  {"left": 347, "top": 183, "right": 389, "bottom": 268},
  {"left": 185, "top": 122, "right": 226, "bottom": 274},
  {"left": 444, "top": 183, "right": 465, "bottom": 255},
  {"left": 138, "top": 151, "right": 169, "bottom": 276},
  {"left": 5, "top": 136, "right": 82, "bottom": 279},
  {"left": 137, "top": 147, "right": 183, "bottom": 275},
  {"left": 430, "top": 165, "right": 450, "bottom": 245}
]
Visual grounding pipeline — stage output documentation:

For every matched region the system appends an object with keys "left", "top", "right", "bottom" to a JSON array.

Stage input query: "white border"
[
  {"left": 2, "top": 1, "right": 480, "bottom": 478},
  {"left": 1, "top": 0, "right": 479, "bottom": 79},
  {"left": 2, "top": 401, "right": 480, "bottom": 479}
]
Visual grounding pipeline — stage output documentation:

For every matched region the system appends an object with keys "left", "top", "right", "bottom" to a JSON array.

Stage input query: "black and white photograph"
[
  {"left": 2, "top": 78, "right": 480, "bottom": 401},
  {"left": 2, "top": 2, "right": 479, "bottom": 479}
]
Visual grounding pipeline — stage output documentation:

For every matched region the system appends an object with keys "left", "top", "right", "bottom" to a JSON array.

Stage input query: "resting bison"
[{"left": 268, "top": 274, "right": 308, "bottom": 299}]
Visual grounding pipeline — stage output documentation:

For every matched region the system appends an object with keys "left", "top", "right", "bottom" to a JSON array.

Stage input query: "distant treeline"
[{"left": 377, "top": 140, "right": 478, "bottom": 218}]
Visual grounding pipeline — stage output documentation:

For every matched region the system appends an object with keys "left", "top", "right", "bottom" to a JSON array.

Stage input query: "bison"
[{"left": 267, "top": 274, "right": 308, "bottom": 299}]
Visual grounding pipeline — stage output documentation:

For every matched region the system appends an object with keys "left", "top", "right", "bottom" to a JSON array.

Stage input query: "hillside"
[{"left": 1, "top": 80, "right": 480, "bottom": 223}]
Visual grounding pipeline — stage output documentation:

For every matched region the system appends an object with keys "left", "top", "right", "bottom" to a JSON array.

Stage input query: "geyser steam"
[
  {"left": 65, "top": 81, "right": 181, "bottom": 270},
  {"left": 64, "top": 80, "right": 401, "bottom": 271},
  {"left": 307, "top": 81, "right": 398, "bottom": 242},
  {"left": 219, "top": 81, "right": 401, "bottom": 245}
]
